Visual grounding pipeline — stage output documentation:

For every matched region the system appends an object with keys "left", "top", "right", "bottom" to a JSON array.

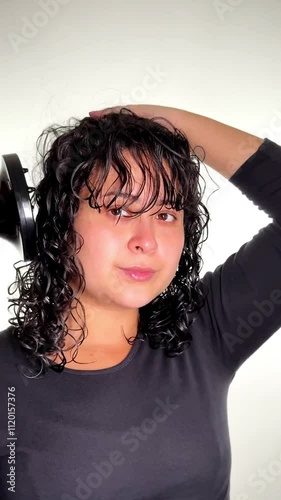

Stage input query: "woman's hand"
[{"left": 89, "top": 104, "right": 182, "bottom": 123}]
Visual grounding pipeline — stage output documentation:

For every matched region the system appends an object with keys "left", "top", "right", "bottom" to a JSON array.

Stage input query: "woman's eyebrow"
[{"left": 103, "top": 191, "right": 166, "bottom": 205}]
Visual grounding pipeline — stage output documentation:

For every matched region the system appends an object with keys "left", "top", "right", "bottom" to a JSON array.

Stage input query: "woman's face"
[{"left": 73, "top": 155, "right": 185, "bottom": 310}]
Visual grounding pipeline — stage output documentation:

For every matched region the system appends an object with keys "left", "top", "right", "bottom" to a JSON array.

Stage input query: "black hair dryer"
[{"left": 0, "top": 154, "right": 36, "bottom": 261}]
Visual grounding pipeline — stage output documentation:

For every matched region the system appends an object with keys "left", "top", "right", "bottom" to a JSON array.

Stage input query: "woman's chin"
[{"left": 110, "top": 290, "right": 161, "bottom": 309}]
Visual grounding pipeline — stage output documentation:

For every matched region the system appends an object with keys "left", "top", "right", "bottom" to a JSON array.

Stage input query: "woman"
[{"left": 0, "top": 105, "right": 280, "bottom": 500}]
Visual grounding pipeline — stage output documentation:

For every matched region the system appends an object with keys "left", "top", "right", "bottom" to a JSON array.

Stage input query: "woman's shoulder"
[
  {"left": 0, "top": 325, "right": 22, "bottom": 364},
  {"left": 0, "top": 324, "right": 15, "bottom": 345}
]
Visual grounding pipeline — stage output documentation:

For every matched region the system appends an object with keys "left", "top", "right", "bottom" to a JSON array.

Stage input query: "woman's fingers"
[
  {"left": 89, "top": 105, "right": 130, "bottom": 117},
  {"left": 88, "top": 104, "right": 160, "bottom": 118},
  {"left": 88, "top": 105, "right": 179, "bottom": 129}
]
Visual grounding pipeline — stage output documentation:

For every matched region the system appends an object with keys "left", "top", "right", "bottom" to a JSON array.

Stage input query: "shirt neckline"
[{"left": 51, "top": 334, "right": 144, "bottom": 376}]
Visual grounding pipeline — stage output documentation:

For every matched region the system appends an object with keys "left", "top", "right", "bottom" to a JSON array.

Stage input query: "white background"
[{"left": 0, "top": 0, "right": 281, "bottom": 498}]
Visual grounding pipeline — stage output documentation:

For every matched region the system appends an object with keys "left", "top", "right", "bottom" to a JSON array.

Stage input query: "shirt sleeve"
[{"left": 200, "top": 138, "right": 281, "bottom": 374}]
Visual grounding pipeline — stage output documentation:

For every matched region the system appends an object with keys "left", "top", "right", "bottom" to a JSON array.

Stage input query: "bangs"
[
  {"left": 75, "top": 146, "right": 188, "bottom": 218},
  {"left": 65, "top": 111, "right": 202, "bottom": 226}
]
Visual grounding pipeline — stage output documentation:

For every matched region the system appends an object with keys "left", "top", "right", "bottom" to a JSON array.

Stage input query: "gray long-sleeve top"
[{"left": 0, "top": 138, "right": 281, "bottom": 500}]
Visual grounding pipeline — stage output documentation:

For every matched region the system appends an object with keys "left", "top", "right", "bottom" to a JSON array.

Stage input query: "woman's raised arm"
[{"left": 89, "top": 104, "right": 264, "bottom": 179}]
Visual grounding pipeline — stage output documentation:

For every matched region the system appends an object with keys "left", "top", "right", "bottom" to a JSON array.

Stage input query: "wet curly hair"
[{"left": 8, "top": 108, "right": 211, "bottom": 378}]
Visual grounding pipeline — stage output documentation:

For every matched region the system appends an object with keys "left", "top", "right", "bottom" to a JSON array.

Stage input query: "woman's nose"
[{"left": 128, "top": 217, "right": 158, "bottom": 253}]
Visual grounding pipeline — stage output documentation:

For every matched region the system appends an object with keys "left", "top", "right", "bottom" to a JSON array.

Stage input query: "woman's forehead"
[
  {"left": 89, "top": 152, "right": 175, "bottom": 201},
  {"left": 103, "top": 167, "right": 168, "bottom": 197},
  {"left": 76, "top": 148, "right": 187, "bottom": 213}
]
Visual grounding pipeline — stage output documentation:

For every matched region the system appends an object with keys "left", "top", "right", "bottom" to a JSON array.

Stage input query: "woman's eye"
[
  {"left": 108, "top": 207, "right": 177, "bottom": 222},
  {"left": 109, "top": 207, "right": 130, "bottom": 217},
  {"left": 157, "top": 213, "right": 177, "bottom": 222}
]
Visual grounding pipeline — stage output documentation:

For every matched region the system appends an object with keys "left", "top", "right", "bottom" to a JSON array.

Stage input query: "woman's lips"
[{"left": 120, "top": 268, "right": 156, "bottom": 281}]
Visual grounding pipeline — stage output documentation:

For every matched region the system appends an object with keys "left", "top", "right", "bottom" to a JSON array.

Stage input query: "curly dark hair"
[{"left": 8, "top": 108, "right": 211, "bottom": 378}]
